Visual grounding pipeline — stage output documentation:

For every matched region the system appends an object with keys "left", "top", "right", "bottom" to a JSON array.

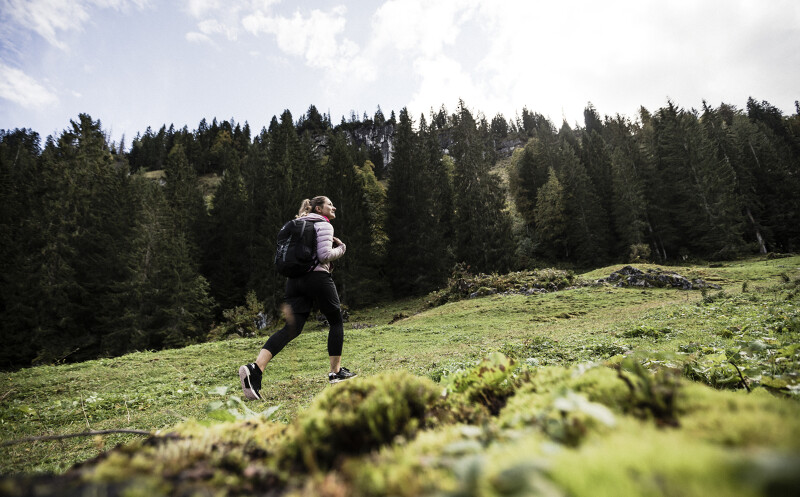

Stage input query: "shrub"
[
  {"left": 628, "top": 243, "right": 651, "bottom": 263},
  {"left": 427, "top": 264, "right": 578, "bottom": 307},
  {"left": 207, "top": 291, "right": 266, "bottom": 340},
  {"left": 622, "top": 325, "right": 674, "bottom": 340}
]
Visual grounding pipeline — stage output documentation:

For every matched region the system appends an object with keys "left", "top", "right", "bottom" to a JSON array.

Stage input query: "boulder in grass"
[{"left": 597, "top": 266, "right": 721, "bottom": 290}]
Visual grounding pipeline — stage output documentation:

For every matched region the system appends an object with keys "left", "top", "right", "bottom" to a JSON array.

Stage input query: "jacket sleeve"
[{"left": 315, "top": 221, "right": 346, "bottom": 263}]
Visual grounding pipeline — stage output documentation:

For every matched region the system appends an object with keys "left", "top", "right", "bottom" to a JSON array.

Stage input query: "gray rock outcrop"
[{"left": 596, "top": 265, "right": 721, "bottom": 290}]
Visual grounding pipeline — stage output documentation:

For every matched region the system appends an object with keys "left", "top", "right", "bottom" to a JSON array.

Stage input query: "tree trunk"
[
  {"left": 647, "top": 221, "right": 667, "bottom": 261},
  {"left": 745, "top": 206, "right": 767, "bottom": 254}
]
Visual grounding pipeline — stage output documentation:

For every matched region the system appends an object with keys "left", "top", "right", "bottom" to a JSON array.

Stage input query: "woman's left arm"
[{"left": 316, "top": 223, "right": 346, "bottom": 262}]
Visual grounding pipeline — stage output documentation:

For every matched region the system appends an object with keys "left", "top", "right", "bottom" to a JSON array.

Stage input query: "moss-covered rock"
[
  {"left": 0, "top": 418, "right": 288, "bottom": 497},
  {"left": 279, "top": 371, "right": 446, "bottom": 471},
  {"left": 86, "top": 419, "right": 287, "bottom": 493}
]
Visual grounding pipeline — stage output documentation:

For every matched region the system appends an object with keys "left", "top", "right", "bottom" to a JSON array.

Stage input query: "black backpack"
[{"left": 274, "top": 219, "right": 320, "bottom": 277}]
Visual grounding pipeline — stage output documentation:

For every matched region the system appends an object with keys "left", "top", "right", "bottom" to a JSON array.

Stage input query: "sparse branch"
[
  {"left": 730, "top": 362, "right": 752, "bottom": 393},
  {"left": 0, "top": 429, "right": 152, "bottom": 448}
]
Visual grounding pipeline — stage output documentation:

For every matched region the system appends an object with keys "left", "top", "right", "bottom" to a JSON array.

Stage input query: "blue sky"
[{"left": 1, "top": 0, "right": 798, "bottom": 147}]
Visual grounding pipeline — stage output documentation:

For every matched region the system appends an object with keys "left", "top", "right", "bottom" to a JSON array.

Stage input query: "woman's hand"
[{"left": 332, "top": 237, "right": 343, "bottom": 248}]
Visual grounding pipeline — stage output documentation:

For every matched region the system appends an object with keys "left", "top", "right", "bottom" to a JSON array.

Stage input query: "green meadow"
[{"left": 1, "top": 256, "right": 799, "bottom": 496}]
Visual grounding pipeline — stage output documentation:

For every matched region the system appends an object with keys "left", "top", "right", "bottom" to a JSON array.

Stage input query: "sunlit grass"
[{"left": 1, "top": 255, "right": 798, "bottom": 474}]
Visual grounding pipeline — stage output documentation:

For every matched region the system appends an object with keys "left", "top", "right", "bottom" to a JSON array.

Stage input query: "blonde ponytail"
[
  {"left": 296, "top": 199, "right": 312, "bottom": 218},
  {"left": 296, "top": 196, "right": 328, "bottom": 218}
]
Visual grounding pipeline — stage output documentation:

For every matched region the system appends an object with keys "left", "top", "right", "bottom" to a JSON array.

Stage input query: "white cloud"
[
  {"left": 2, "top": 0, "right": 150, "bottom": 50},
  {"left": 242, "top": 4, "right": 374, "bottom": 84},
  {"left": 240, "top": 10, "right": 268, "bottom": 36},
  {"left": 244, "top": 7, "right": 346, "bottom": 66},
  {"left": 185, "top": 1, "right": 475, "bottom": 94},
  {"left": 184, "top": 0, "right": 223, "bottom": 19},
  {"left": 371, "top": 0, "right": 478, "bottom": 56},
  {"left": 382, "top": 0, "right": 800, "bottom": 123},
  {"left": 3, "top": 0, "right": 89, "bottom": 50},
  {"left": 361, "top": 0, "right": 486, "bottom": 116},
  {"left": 0, "top": 62, "right": 59, "bottom": 108},
  {"left": 91, "top": 0, "right": 151, "bottom": 11},
  {"left": 184, "top": 0, "right": 280, "bottom": 43},
  {"left": 186, "top": 31, "right": 213, "bottom": 45},
  {"left": 500, "top": 1, "right": 797, "bottom": 120},
  {"left": 184, "top": 0, "right": 279, "bottom": 19},
  {"left": 407, "top": 55, "right": 480, "bottom": 115},
  {"left": 198, "top": 18, "right": 238, "bottom": 41}
]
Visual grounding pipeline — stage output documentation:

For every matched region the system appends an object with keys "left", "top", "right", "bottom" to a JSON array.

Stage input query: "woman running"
[{"left": 239, "top": 196, "right": 355, "bottom": 400}]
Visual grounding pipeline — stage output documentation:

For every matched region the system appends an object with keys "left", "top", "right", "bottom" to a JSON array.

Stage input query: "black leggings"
[{"left": 262, "top": 271, "right": 344, "bottom": 357}]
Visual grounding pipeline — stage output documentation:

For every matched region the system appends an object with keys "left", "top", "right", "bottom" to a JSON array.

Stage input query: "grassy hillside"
[{"left": 1, "top": 257, "right": 799, "bottom": 495}]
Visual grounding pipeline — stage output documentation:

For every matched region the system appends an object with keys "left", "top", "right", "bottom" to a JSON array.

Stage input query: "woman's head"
[{"left": 297, "top": 196, "right": 336, "bottom": 220}]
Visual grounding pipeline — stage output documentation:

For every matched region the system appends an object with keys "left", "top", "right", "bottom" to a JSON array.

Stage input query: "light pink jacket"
[{"left": 299, "top": 213, "right": 346, "bottom": 272}]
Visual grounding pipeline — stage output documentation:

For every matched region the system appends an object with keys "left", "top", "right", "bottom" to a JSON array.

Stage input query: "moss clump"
[
  {"left": 622, "top": 324, "right": 674, "bottom": 339},
  {"left": 502, "top": 360, "right": 680, "bottom": 429},
  {"left": 279, "top": 371, "right": 445, "bottom": 471},
  {"left": 498, "top": 365, "right": 627, "bottom": 447},
  {"left": 549, "top": 426, "right": 766, "bottom": 497},
  {"left": 442, "top": 352, "right": 524, "bottom": 415},
  {"left": 612, "top": 359, "right": 682, "bottom": 427},
  {"left": 678, "top": 383, "right": 800, "bottom": 449},
  {"left": 338, "top": 427, "right": 468, "bottom": 497},
  {"left": 24, "top": 418, "right": 290, "bottom": 496}
]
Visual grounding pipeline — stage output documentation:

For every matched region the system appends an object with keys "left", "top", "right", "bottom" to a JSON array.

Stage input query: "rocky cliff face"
[
  {"left": 311, "top": 124, "right": 522, "bottom": 168},
  {"left": 344, "top": 123, "right": 395, "bottom": 166},
  {"left": 495, "top": 136, "right": 524, "bottom": 158}
]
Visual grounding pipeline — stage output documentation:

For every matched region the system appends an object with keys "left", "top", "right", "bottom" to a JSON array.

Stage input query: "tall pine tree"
[
  {"left": 386, "top": 108, "right": 426, "bottom": 294},
  {"left": 324, "top": 132, "right": 388, "bottom": 304},
  {"left": 451, "top": 101, "right": 514, "bottom": 273},
  {"left": 533, "top": 167, "right": 567, "bottom": 259},
  {"left": 0, "top": 129, "right": 42, "bottom": 366},
  {"left": 558, "top": 141, "right": 610, "bottom": 265}
]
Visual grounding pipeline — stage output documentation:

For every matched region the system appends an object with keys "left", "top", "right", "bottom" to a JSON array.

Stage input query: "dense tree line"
[
  {"left": 1, "top": 99, "right": 798, "bottom": 368},
  {"left": 510, "top": 99, "right": 800, "bottom": 265}
]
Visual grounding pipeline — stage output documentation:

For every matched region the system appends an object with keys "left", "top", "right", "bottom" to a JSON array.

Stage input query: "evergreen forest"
[{"left": 1, "top": 98, "right": 799, "bottom": 369}]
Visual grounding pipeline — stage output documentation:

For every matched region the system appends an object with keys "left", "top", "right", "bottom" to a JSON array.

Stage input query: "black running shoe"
[
  {"left": 239, "top": 363, "right": 262, "bottom": 400},
  {"left": 328, "top": 366, "right": 357, "bottom": 384}
]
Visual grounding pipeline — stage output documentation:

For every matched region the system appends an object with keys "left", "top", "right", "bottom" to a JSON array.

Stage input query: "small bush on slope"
[{"left": 426, "top": 264, "right": 579, "bottom": 307}]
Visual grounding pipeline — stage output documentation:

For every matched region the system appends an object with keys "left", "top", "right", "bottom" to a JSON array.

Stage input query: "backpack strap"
[{"left": 306, "top": 218, "right": 321, "bottom": 273}]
